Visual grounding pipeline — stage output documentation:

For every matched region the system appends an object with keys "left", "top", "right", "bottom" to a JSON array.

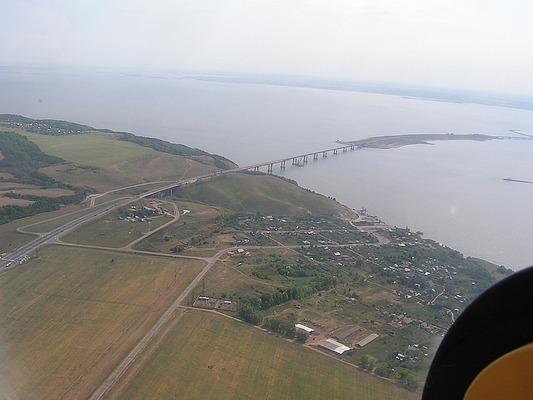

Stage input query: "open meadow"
[
  {"left": 17, "top": 130, "right": 159, "bottom": 168},
  {"left": 135, "top": 200, "right": 224, "bottom": 254},
  {"left": 173, "top": 172, "right": 351, "bottom": 218},
  {"left": 18, "top": 130, "right": 219, "bottom": 191},
  {"left": 108, "top": 310, "right": 418, "bottom": 400},
  {"left": 0, "top": 245, "right": 204, "bottom": 399},
  {"left": 62, "top": 209, "right": 174, "bottom": 248}
]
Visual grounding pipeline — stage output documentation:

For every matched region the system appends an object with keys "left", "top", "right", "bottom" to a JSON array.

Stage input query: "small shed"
[{"left": 295, "top": 323, "right": 315, "bottom": 335}]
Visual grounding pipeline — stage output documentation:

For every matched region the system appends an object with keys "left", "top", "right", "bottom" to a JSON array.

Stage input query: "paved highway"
[{"left": 0, "top": 203, "right": 121, "bottom": 270}]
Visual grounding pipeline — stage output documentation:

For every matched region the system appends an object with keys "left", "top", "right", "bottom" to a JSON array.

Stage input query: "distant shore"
[
  {"left": 503, "top": 178, "right": 533, "bottom": 184},
  {"left": 337, "top": 133, "right": 495, "bottom": 149}
]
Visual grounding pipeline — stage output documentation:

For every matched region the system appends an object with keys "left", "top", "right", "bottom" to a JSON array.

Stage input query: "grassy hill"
[
  {"left": 0, "top": 115, "right": 238, "bottom": 221},
  {"left": 0, "top": 114, "right": 235, "bottom": 169},
  {"left": 173, "top": 172, "right": 351, "bottom": 218}
]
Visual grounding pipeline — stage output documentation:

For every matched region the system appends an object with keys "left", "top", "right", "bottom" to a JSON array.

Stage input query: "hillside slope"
[
  {"left": 0, "top": 115, "right": 237, "bottom": 221},
  {"left": 173, "top": 172, "right": 351, "bottom": 218}
]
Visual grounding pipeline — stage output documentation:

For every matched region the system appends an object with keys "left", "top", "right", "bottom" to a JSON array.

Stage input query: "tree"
[
  {"left": 295, "top": 330, "right": 308, "bottom": 344},
  {"left": 358, "top": 355, "right": 375, "bottom": 371},
  {"left": 397, "top": 372, "right": 419, "bottom": 391},
  {"left": 375, "top": 362, "right": 393, "bottom": 378},
  {"left": 239, "top": 305, "right": 262, "bottom": 325}
]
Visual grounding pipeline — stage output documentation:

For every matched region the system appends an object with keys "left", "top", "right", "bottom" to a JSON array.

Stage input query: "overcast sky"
[{"left": 1, "top": 0, "right": 532, "bottom": 95}]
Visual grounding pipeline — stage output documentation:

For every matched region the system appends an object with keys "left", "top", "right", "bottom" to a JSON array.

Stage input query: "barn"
[
  {"left": 318, "top": 338, "right": 352, "bottom": 356},
  {"left": 355, "top": 333, "right": 379, "bottom": 348}
]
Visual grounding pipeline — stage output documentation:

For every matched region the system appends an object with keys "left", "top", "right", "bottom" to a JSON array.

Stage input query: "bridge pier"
[{"left": 237, "top": 144, "right": 362, "bottom": 176}]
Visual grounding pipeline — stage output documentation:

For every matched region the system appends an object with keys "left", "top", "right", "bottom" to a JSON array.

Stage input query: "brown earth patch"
[
  {"left": 217, "top": 234, "right": 235, "bottom": 244},
  {"left": 0, "top": 172, "right": 15, "bottom": 179},
  {"left": 3, "top": 188, "right": 75, "bottom": 197},
  {"left": 40, "top": 154, "right": 217, "bottom": 193},
  {"left": 0, "top": 197, "right": 34, "bottom": 207},
  {"left": 40, "top": 164, "right": 138, "bottom": 192},
  {"left": 0, "top": 182, "right": 36, "bottom": 190},
  {"left": 110, "top": 154, "right": 215, "bottom": 182},
  {"left": 0, "top": 246, "right": 206, "bottom": 400}
]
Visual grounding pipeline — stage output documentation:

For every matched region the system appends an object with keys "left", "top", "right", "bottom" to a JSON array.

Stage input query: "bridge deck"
[
  {"left": 241, "top": 143, "right": 358, "bottom": 171},
  {"left": 142, "top": 143, "right": 361, "bottom": 198}
]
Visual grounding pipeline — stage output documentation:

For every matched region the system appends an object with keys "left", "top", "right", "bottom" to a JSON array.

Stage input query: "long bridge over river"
[
  {"left": 141, "top": 142, "right": 362, "bottom": 198},
  {"left": 240, "top": 142, "right": 361, "bottom": 173}
]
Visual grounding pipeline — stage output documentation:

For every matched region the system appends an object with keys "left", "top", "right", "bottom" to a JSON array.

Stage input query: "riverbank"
[{"left": 337, "top": 133, "right": 495, "bottom": 149}]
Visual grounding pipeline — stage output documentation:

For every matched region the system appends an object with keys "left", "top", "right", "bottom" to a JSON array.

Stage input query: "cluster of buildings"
[
  {"left": 193, "top": 296, "right": 239, "bottom": 312},
  {"left": 119, "top": 203, "right": 165, "bottom": 222},
  {"left": 226, "top": 248, "right": 251, "bottom": 257},
  {"left": 294, "top": 323, "right": 379, "bottom": 357},
  {"left": 3, "top": 119, "right": 86, "bottom": 135}
]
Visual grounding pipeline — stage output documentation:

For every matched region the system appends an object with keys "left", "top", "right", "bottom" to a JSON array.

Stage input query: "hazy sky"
[{"left": 1, "top": 0, "right": 532, "bottom": 95}]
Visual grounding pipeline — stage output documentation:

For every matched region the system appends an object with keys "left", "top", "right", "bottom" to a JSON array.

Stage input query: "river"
[{"left": 1, "top": 69, "right": 532, "bottom": 269}]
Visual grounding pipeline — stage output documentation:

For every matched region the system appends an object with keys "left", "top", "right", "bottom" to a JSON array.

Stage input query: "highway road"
[
  {"left": 0, "top": 172, "right": 214, "bottom": 271},
  {"left": 0, "top": 203, "right": 122, "bottom": 270},
  {"left": 0, "top": 173, "right": 206, "bottom": 271},
  {"left": 0, "top": 149, "right": 331, "bottom": 270}
]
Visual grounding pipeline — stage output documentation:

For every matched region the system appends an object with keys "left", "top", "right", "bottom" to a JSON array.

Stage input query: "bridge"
[
  {"left": 241, "top": 143, "right": 361, "bottom": 173},
  {"left": 141, "top": 142, "right": 362, "bottom": 198}
]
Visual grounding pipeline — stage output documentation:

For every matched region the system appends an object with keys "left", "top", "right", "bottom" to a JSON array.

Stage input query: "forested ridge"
[{"left": 0, "top": 131, "right": 90, "bottom": 224}]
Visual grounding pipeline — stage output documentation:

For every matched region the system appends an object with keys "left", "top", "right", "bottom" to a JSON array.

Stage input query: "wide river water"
[{"left": 1, "top": 70, "right": 532, "bottom": 270}]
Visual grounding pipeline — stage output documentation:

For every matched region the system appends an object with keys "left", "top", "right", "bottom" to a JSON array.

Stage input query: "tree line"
[{"left": 238, "top": 273, "right": 338, "bottom": 325}]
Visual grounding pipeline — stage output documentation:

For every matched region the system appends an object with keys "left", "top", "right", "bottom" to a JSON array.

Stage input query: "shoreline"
[{"left": 337, "top": 133, "right": 496, "bottom": 149}]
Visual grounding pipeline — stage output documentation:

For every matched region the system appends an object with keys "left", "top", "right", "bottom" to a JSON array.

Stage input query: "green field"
[
  {"left": 173, "top": 172, "right": 351, "bottom": 218},
  {"left": 135, "top": 200, "right": 223, "bottom": 253},
  {"left": 18, "top": 130, "right": 158, "bottom": 168},
  {"left": 62, "top": 210, "right": 174, "bottom": 248},
  {"left": 108, "top": 310, "right": 418, "bottom": 400},
  {"left": 0, "top": 246, "right": 204, "bottom": 400},
  {"left": 15, "top": 128, "right": 219, "bottom": 192}
]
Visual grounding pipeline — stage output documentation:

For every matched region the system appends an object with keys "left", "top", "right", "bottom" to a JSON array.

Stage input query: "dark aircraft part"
[{"left": 423, "top": 265, "right": 533, "bottom": 399}]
